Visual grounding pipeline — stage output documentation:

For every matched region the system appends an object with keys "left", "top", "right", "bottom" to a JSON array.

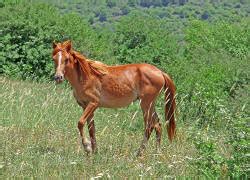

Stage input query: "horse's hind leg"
[
  {"left": 137, "top": 97, "right": 156, "bottom": 156},
  {"left": 153, "top": 112, "right": 162, "bottom": 153}
]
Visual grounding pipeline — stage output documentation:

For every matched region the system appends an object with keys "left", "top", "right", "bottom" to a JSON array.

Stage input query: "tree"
[
  {"left": 106, "top": 0, "right": 116, "bottom": 8},
  {"left": 128, "top": 0, "right": 137, "bottom": 7},
  {"left": 162, "top": 0, "right": 170, "bottom": 6}
]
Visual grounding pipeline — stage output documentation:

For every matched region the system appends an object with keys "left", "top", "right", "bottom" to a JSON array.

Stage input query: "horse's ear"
[
  {"left": 52, "top": 41, "right": 57, "bottom": 49},
  {"left": 64, "top": 40, "right": 72, "bottom": 52}
]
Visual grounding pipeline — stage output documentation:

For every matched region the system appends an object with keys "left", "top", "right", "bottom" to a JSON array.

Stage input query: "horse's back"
[
  {"left": 108, "top": 63, "right": 159, "bottom": 70},
  {"left": 106, "top": 63, "right": 164, "bottom": 93},
  {"left": 107, "top": 63, "right": 165, "bottom": 86},
  {"left": 108, "top": 63, "right": 163, "bottom": 76}
]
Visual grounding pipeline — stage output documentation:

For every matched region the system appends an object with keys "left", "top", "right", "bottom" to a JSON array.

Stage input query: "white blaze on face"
[{"left": 58, "top": 51, "right": 62, "bottom": 69}]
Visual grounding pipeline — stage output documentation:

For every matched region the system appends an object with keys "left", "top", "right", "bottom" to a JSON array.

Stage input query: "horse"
[{"left": 52, "top": 40, "right": 176, "bottom": 156}]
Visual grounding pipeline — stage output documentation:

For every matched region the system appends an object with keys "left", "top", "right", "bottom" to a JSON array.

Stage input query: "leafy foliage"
[
  {"left": 0, "top": 2, "right": 111, "bottom": 80},
  {"left": 112, "top": 13, "right": 179, "bottom": 65},
  {"left": 185, "top": 20, "right": 250, "bottom": 59}
]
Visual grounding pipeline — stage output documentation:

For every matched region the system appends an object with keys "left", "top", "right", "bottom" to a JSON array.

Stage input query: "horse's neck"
[
  {"left": 69, "top": 60, "right": 99, "bottom": 92},
  {"left": 65, "top": 63, "right": 88, "bottom": 89}
]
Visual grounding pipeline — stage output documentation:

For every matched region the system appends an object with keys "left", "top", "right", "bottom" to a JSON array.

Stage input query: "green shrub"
[
  {"left": 112, "top": 12, "right": 180, "bottom": 66},
  {"left": 0, "top": 3, "right": 63, "bottom": 80},
  {"left": 0, "top": 2, "right": 111, "bottom": 80},
  {"left": 185, "top": 20, "right": 250, "bottom": 59}
]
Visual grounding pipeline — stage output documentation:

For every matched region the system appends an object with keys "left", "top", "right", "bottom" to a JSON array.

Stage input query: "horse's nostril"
[
  {"left": 54, "top": 75, "right": 63, "bottom": 81},
  {"left": 54, "top": 76, "right": 60, "bottom": 81}
]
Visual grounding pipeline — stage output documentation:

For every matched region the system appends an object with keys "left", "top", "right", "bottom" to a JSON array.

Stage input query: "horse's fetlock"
[{"left": 78, "top": 121, "right": 83, "bottom": 129}]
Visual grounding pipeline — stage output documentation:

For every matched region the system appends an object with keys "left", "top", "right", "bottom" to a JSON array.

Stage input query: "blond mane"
[{"left": 71, "top": 51, "right": 109, "bottom": 77}]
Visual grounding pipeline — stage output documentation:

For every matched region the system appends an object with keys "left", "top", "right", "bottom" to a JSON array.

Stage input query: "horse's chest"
[
  {"left": 73, "top": 90, "right": 87, "bottom": 106},
  {"left": 72, "top": 83, "right": 100, "bottom": 105}
]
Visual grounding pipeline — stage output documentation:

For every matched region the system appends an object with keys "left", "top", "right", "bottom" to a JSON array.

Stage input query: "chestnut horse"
[{"left": 52, "top": 40, "right": 176, "bottom": 156}]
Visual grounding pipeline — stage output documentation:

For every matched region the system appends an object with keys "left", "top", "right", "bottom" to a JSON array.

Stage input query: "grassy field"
[
  {"left": 2, "top": 76, "right": 247, "bottom": 178},
  {"left": 0, "top": 76, "right": 200, "bottom": 178}
]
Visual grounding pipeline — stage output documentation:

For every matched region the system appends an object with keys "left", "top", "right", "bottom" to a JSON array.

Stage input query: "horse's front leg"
[{"left": 78, "top": 102, "right": 98, "bottom": 154}]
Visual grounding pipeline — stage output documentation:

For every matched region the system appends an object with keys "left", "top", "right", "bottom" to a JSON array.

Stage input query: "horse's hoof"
[
  {"left": 156, "top": 148, "right": 162, "bottom": 154},
  {"left": 85, "top": 145, "right": 92, "bottom": 154},
  {"left": 136, "top": 149, "right": 143, "bottom": 157},
  {"left": 83, "top": 140, "right": 92, "bottom": 154},
  {"left": 92, "top": 148, "right": 98, "bottom": 154}
]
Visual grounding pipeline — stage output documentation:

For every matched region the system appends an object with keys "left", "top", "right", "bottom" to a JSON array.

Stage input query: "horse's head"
[{"left": 52, "top": 40, "right": 73, "bottom": 83}]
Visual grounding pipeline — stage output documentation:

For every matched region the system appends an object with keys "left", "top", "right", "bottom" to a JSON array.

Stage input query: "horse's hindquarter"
[
  {"left": 99, "top": 64, "right": 165, "bottom": 108},
  {"left": 137, "top": 64, "right": 165, "bottom": 96}
]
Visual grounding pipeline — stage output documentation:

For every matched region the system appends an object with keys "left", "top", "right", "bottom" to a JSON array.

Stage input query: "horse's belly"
[{"left": 99, "top": 92, "right": 137, "bottom": 108}]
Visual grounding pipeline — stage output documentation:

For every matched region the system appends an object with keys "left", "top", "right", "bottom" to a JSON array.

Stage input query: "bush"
[
  {"left": 185, "top": 20, "right": 250, "bottom": 59},
  {"left": 0, "top": 2, "right": 111, "bottom": 80},
  {"left": 112, "top": 12, "right": 180, "bottom": 66},
  {"left": 0, "top": 3, "right": 64, "bottom": 80}
]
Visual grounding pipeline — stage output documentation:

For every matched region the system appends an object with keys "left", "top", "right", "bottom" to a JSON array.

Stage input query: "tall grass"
[
  {"left": 1, "top": 76, "right": 248, "bottom": 178},
  {"left": 1, "top": 76, "right": 198, "bottom": 178}
]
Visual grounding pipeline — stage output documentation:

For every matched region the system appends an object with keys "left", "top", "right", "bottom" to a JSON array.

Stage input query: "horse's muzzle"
[{"left": 54, "top": 74, "right": 64, "bottom": 83}]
